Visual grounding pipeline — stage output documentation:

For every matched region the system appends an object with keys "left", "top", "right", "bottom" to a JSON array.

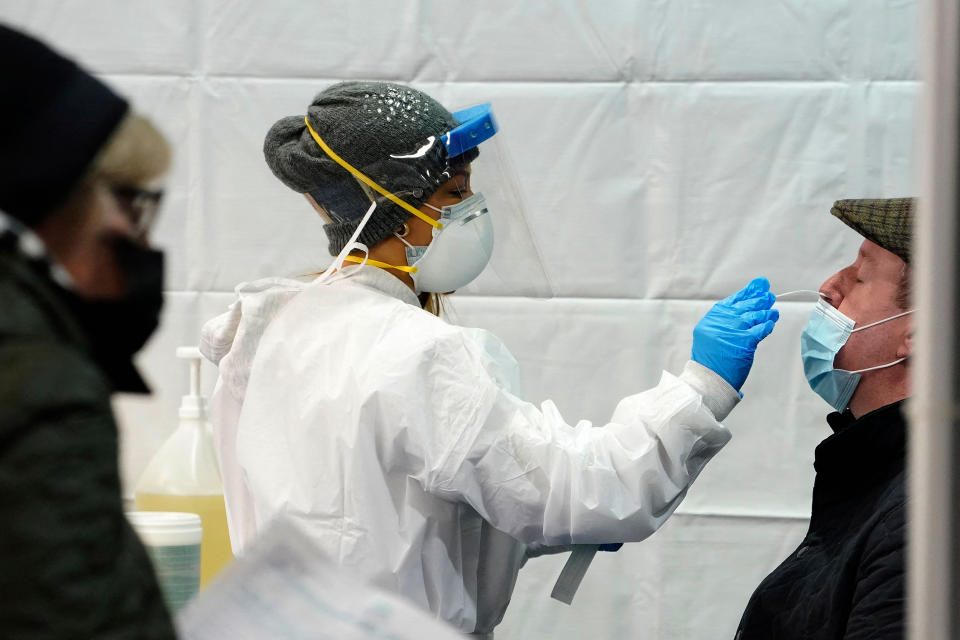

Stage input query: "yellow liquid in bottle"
[{"left": 135, "top": 493, "right": 233, "bottom": 587}]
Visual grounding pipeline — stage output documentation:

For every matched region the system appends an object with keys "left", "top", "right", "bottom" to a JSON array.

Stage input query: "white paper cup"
[{"left": 127, "top": 511, "right": 202, "bottom": 612}]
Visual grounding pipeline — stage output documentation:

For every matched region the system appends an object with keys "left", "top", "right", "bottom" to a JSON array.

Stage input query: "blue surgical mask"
[{"left": 800, "top": 299, "right": 913, "bottom": 412}]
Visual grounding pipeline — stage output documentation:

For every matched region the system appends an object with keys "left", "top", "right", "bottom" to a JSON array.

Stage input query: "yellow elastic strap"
[
  {"left": 304, "top": 118, "right": 442, "bottom": 230},
  {"left": 342, "top": 254, "right": 418, "bottom": 273}
]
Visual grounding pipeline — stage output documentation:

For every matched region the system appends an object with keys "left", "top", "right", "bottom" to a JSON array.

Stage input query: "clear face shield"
[{"left": 304, "top": 102, "right": 553, "bottom": 298}]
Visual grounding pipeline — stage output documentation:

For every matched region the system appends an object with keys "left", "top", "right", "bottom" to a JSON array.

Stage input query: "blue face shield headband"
[
  {"left": 443, "top": 103, "right": 498, "bottom": 157},
  {"left": 800, "top": 299, "right": 913, "bottom": 412}
]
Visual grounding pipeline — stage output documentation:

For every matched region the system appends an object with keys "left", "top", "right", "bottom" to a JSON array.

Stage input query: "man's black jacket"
[{"left": 735, "top": 400, "right": 906, "bottom": 639}]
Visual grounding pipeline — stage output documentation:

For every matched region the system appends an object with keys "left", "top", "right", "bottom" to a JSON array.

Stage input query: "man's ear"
[{"left": 897, "top": 330, "right": 914, "bottom": 360}]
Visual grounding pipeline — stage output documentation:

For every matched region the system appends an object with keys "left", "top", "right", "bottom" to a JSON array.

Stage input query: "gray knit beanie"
[{"left": 264, "top": 81, "right": 477, "bottom": 255}]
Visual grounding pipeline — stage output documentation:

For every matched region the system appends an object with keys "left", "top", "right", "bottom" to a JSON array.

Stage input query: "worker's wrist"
[{"left": 679, "top": 360, "right": 740, "bottom": 421}]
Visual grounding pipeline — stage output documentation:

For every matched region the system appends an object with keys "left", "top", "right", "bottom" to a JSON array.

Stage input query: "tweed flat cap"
[{"left": 829, "top": 198, "right": 914, "bottom": 263}]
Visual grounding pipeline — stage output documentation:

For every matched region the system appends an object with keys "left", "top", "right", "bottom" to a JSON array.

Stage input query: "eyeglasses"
[{"left": 110, "top": 185, "right": 164, "bottom": 240}]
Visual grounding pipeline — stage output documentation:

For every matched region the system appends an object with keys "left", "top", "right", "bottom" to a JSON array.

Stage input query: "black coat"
[
  {"left": 0, "top": 245, "right": 176, "bottom": 638},
  {"left": 735, "top": 401, "right": 906, "bottom": 640}
]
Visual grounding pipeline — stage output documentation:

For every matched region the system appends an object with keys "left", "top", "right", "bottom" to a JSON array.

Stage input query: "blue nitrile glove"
[{"left": 691, "top": 277, "right": 779, "bottom": 392}]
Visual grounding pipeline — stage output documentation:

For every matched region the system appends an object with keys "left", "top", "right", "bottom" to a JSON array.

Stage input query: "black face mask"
[{"left": 59, "top": 237, "right": 165, "bottom": 393}]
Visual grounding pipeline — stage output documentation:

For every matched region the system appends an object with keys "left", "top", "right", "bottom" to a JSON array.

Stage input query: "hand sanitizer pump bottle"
[{"left": 134, "top": 347, "right": 233, "bottom": 587}]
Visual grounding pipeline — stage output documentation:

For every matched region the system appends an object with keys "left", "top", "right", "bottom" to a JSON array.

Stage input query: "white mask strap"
[
  {"left": 849, "top": 357, "right": 908, "bottom": 374},
  {"left": 424, "top": 202, "right": 442, "bottom": 214},
  {"left": 394, "top": 232, "right": 416, "bottom": 250},
  {"left": 317, "top": 201, "right": 377, "bottom": 284},
  {"left": 851, "top": 309, "right": 915, "bottom": 333}
]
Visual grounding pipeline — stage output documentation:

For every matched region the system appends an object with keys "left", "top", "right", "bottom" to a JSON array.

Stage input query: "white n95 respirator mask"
[{"left": 396, "top": 192, "right": 494, "bottom": 294}]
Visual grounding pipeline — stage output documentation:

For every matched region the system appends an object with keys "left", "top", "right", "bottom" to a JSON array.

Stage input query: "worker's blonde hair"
[{"left": 422, "top": 293, "right": 445, "bottom": 317}]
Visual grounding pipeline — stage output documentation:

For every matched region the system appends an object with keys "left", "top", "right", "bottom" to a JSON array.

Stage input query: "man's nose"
[{"left": 819, "top": 273, "right": 844, "bottom": 308}]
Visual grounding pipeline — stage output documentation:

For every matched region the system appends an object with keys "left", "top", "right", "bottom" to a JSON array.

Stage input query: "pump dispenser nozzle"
[{"left": 177, "top": 346, "right": 207, "bottom": 420}]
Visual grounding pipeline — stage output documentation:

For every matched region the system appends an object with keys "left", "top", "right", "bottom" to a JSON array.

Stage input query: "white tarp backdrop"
[{"left": 2, "top": 1, "right": 918, "bottom": 638}]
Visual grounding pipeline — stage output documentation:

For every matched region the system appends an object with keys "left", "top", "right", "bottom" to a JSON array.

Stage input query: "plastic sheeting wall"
[{"left": 2, "top": 2, "right": 917, "bottom": 638}]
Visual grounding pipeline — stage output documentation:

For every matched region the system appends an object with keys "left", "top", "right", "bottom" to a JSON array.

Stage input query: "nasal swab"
[{"left": 774, "top": 290, "right": 829, "bottom": 301}]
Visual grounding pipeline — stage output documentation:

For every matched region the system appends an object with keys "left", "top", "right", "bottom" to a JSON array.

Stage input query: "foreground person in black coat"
[
  {"left": 736, "top": 198, "right": 914, "bottom": 640},
  {"left": 0, "top": 25, "right": 176, "bottom": 638}
]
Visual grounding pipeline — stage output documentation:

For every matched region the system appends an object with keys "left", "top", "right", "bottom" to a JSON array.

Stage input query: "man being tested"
[{"left": 736, "top": 198, "right": 913, "bottom": 639}]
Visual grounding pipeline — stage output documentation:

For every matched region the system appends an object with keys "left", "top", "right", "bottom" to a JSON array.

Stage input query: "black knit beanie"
[
  {"left": 0, "top": 24, "right": 129, "bottom": 227},
  {"left": 263, "top": 81, "right": 477, "bottom": 255}
]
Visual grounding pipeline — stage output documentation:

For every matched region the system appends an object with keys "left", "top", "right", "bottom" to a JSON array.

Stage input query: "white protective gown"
[{"left": 200, "top": 265, "right": 740, "bottom": 636}]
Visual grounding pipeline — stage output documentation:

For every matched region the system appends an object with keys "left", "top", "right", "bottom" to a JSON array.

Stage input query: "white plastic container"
[
  {"left": 127, "top": 511, "right": 202, "bottom": 612},
  {"left": 134, "top": 347, "right": 232, "bottom": 587}
]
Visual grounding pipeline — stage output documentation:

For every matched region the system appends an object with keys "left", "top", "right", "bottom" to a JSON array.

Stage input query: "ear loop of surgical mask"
[
  {"left": 850, "top": 309, "right": 914, "bottom": 333},
  {"left": 844, "top": 308, "right": 914, "bottom": 373},
  {"left": 394, "top": 232, "right": 420, "bottom": 255},
  {"left": 782, "top": 288, "right": 915, "bottom": 373},
  {"left": 339, "top": 216, "right": 428, "bottom": 275},
  {"left": 327, "top": 204, "right": 421, "bottom": 277}
]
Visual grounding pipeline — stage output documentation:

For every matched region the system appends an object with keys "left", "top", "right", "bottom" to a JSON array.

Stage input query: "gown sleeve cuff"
[{"left": 679, "top": 360, "right": 740, "bottom": 422}]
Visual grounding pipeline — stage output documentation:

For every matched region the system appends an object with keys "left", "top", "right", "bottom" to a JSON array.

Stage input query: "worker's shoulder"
[
  {"left": 285, "top": 276, "right": 515, "bottom": 363},
  {"left": 382, "top": 303, "right": 502, "bottom": 351},
  {"left": 0, "top": 335, "right": 111, "bottom": 430},
  {"left": 382, "top": 313, "right": 519, "bottom": 382}
]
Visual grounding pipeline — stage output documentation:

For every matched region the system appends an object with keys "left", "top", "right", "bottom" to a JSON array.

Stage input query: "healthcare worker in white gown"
[{"left": 201, "top": 81, "right": 779, "bottom": 637}]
